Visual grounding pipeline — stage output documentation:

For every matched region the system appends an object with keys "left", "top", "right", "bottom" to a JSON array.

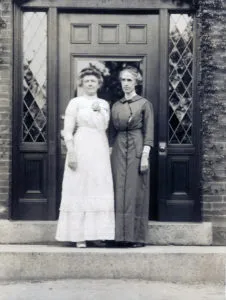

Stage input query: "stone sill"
[{"left": 0, "top": 220, "right": 212, "bottom": 246}]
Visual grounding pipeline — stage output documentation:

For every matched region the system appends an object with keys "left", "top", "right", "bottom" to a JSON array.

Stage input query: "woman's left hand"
[
  {"left": 140, "top": 152, "right": 149, "bottom": 173},
  {"left": 92, "top": 101, "right": 101, "bottom": 112}
]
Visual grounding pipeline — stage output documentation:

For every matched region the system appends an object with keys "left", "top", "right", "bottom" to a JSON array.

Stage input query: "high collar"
[
  {"left": 125, "top": 90, "right": 137, "bottom": 100},
  {"left": 82, "top": 93, "right": 98, "bottom": 100},
  {"left": 120, "top": 94, "right": 143, "bottom": 103}
]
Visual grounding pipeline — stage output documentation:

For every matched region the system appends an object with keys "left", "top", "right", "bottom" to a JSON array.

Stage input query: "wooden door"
[{"left": 58, "top": 12, "right": 160, "bottom": 219}]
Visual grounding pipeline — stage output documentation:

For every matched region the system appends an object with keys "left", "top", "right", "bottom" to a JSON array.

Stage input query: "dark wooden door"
[{"left": 58, "top": 12, "right": 160, "bottom": 219}]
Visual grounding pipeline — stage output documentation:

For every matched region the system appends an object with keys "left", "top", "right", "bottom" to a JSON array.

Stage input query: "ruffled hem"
[{"left": 56, "top": 211, "right": 115, "bottom": 242}]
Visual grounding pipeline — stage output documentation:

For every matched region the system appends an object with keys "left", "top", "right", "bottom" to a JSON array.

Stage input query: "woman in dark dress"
[{"left": 111, "top": 66, "right": 154, "bottom": 247}]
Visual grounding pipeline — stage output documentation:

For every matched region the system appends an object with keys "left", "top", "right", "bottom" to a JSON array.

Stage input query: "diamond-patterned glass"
[
  {"left": 168, "top": 14, "right": 194, "bottom": 144},
  {"left": 22, "top": 12, "right": 47, "bottom": 143}
]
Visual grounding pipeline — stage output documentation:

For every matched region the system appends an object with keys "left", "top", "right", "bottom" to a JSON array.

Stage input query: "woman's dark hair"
[{"left": 78, "top": 66, "right": 104, "bottom": 87}]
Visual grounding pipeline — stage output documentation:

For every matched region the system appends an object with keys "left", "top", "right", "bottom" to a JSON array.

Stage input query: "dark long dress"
[{"left": 111, "top": 94, "right": 154, "bottom": 243}]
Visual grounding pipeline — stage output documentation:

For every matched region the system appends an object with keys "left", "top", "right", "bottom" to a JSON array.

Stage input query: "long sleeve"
[
  {"left": 63, "top": 99, "right": 77, "bottom": 152},
  {"left": 143, "top": 100, "right": 154, "bottom": 147}
]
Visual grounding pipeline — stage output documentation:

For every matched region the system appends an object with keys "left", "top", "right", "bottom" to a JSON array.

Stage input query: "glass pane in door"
[
  {"left": 168, "top": 14, "right": 194, "bottom": 145},
  {"left": 22, "top": 12, "right": 47, "bottom": 143}
]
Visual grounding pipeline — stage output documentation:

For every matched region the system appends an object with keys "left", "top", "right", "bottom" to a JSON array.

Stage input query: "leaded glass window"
[
  {"left": 22, "top": 12, "right": 47, "bottom": 143},
  {"left": 168, "top": 14, "right": 194, "bottom": 144}
]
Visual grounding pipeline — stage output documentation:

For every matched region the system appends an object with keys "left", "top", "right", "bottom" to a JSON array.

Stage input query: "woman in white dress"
[{"left": 56, "top": 67, "right": 115, "bottom": 247}]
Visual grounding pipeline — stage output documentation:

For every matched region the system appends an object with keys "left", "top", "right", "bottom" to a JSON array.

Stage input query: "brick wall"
[
  {"left": 201, "top": 3, "right": 226, "bottom": 224},
  {"left": 0, "top": 0, "right": 12, "bottom": 219}
]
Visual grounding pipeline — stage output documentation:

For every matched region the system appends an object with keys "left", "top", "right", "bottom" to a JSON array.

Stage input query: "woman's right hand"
[
  {"left": 140, "top": 152, "right": 149, "bottom": 173},
  {"left": 67, "top": 151, "right": 77, "bottom": 171}
]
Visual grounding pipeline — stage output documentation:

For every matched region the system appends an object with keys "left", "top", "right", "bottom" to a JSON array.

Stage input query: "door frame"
[{"left": 12, "top": 0, "right": 199, "bottom": 220}]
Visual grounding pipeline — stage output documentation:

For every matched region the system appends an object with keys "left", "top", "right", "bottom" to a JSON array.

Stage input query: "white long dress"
[{"left": 56, "top": 96, "right": 115, "bottom": 242}]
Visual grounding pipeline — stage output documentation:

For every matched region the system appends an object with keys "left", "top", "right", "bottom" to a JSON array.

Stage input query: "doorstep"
[{"left": 0, "top": 244, "right": 225, "bottom": 283}]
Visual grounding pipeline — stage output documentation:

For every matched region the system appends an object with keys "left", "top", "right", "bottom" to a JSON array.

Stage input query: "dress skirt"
[{"left": 56, "top": 126, "right": 115, "bottom": 242}]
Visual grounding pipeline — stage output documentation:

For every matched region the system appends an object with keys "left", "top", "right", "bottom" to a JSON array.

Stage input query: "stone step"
[
  {"left": 0, "top": 221, "right": 212, "bottom": 245},
  {"left": 0, "top": 244, "right": 225, "bottom": 284}
]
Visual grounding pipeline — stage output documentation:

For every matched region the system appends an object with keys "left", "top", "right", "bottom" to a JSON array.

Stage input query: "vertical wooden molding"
[
  {"left": 11, "top": 2, "right": 22, "bottom": 219},
  {"left": 193, "top": 15, "right": 202, "bottom": 221},
  {"left": 159, "top": 9, "right": 169, "bottom": 143},
  {"left": 158, "top": 9, "right": 169, "bottom": 220},
  {"left": 47, "top": 7, "right": 58, "bottom": 219}
]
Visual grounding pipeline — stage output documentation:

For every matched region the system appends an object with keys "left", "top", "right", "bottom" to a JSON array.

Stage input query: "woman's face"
[
  {"left": 82, "top": 75, "right": 100, "bottom": 96},
  {"left": 120, "top": 70, "right": 136, "bottom": 95}
]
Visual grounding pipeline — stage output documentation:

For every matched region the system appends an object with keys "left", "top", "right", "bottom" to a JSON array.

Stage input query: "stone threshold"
[
  {"left": 0, "top": 220, "right": 212, "bottom": 245},
  {"left": 213, "top": 223, "right": 226, "bottom": 245}
]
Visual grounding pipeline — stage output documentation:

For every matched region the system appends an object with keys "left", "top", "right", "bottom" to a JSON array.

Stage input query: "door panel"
[
  {"left": 58, "top": 13, "right": 159, "bottom": 219},
  {"left": 158, "top": 13, "right": 201, "bottom": 221},
  {"left": 17, "top": 153, "right": 48, "bottom": 219},
  {"left": 12, "top": 11, "right": 51, "bottom": 220}
]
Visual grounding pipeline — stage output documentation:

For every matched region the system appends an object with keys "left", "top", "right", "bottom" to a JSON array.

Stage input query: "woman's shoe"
[
  {"left": 76, "top": 241, "right": 87, "bottom": 248},
  {"left": 114, "top": 241, "right": 130, "bottom": 247},
  {"left": 88, "top": 240, "right": 107, "bottom": 247}
]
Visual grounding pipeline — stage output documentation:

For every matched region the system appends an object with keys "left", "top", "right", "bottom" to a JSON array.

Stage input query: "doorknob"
[{"left": 159, "top": 142, "right": 167, "bottom": 155}]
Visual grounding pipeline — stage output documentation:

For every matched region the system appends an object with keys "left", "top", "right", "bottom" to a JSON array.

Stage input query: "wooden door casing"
[{"left": 12, "top": 3, "right": 200, "bottom": 222}]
